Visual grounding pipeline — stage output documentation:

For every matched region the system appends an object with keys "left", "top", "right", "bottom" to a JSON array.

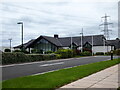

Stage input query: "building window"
[{"left": 34, "top": 38, "right": 57, "bottom": 53}]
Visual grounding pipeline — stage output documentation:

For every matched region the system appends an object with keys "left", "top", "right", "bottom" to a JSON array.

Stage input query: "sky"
[{"left": 0, "top": 0, "right": 119, "bottom": 47}]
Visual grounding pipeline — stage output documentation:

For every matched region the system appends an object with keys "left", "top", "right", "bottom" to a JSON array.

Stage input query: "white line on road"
[
  {"left": 39, "top": 62, "right": 64, "bottom": 67},
  {"left": 1, "top": 56, "right": 113, "bottom": 68}
]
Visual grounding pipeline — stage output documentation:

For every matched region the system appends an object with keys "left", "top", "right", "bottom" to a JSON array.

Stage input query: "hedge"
[
  {"left": 55, "top": 49, "right": 74, "bottom": 58},
  {"left": 2, "top": 52, "right": 57, "bottom": 65},
  {"left": 113, "top": 49, "right": 120, "bottom": 55},
  {"left": 80, "top": 51, "right": 92, "bottom": 56},
  {"left": 96, "top": 52, "right": 104, "bottom": 55}
]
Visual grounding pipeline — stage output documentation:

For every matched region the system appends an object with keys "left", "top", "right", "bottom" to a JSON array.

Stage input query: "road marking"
[
  {"left": 1, "top": 56, "right": 115, "bottom": 68},
  {"left": 32, "top": 65, "right": 80, "bottom": 76},
  {"left": 39, "top": 62, "right": 64, "bottom": 67}
]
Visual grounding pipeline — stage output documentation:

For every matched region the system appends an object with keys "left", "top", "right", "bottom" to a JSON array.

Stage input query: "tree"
[{"left": 4, "top": 49, "right": 11, "bottom": 52}]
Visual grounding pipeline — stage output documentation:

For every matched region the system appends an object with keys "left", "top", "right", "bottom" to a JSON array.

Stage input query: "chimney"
[{"left": 54, "top": 34, "right": 59, "bottom": 39}]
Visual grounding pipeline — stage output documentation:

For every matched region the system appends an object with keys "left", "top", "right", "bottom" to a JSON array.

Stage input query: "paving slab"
[{"left": 58, "top": 64, "right": 119, "bottom": 89}]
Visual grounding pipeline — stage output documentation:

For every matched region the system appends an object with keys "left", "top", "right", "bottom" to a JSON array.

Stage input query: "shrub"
[
  {"left": 2, "top": 53, "right": 57, "bottom": 65},
  {"left": 13, "top": 50, "right": 21, "bottom": 52},
  {"left": 56, "top": 54, "right": 61, "bottom": 59},
  {"left": 13, "top": 49, "right": 29, "bottom": 54},
  {"left": 114, "top": 49, "right": 120, "bottom": 55},
  {"left": 4, "top": 49, "right": 11, "bottom": 52},
  {"left": 22, "top": 49, "right": 29, "bottom": 54},
  {"left": 31, "top": 49, "right": 43, "bottom": 54},
  {"left": 45, "top": 51, "right": 53, "bottom": 54},
  {"left": 43, "top": 54, "right": 57, "bottom": 60},
  {"left": 74, "top": 50, "right": 80, "bottom": 56},
  {"left": 105, "top": 52, "right": 111, "bottom": 55},
  {"left": 55, "top": 49, "right": 73, "bottom": 58},
  {"left": 31, "top": 49, "right": 36, "bottom": 53},
  {"left": 80, "top": 51, "right": 92, "bottom": 56},
  {"left": 2, "top": 52, "right": 29, "bottom": 64},
  {"left": 96, "top": 52, "right": 104, "bottom": 55}
]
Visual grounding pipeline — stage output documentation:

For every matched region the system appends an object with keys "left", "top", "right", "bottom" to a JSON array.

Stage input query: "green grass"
[{"left": 2, "top": 58, "right": 120, "bottom": 89}]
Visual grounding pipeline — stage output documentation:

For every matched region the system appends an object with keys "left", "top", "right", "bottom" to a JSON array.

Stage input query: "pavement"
[
  {"left": 58, "top": 64, "right": 120, "bottom": 90},
  {"left": 2, "top": 56, "right": 117, "bottom": 80}
]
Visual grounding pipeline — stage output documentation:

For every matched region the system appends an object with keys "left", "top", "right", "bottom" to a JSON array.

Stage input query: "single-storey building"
[{"left": 14, "top": 34, "right": 119, "bottom": 54}]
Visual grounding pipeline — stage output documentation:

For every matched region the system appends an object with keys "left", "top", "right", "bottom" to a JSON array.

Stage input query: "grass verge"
[{"left": 2, "top": 58, "right": 120, "bottom": 89}]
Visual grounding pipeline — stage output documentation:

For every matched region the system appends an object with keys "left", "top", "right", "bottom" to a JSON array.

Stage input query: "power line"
[{"left": 99, "top": 14, "right": 113, "bottom": 40}]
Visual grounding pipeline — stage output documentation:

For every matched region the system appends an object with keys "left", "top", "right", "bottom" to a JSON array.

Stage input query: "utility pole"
[
  {"left": 8, "top": 38, "right": 12, "bottom": 52},
  {"left": 118, "top": 1, "right": 120, "bottom": 39},
  {"left": 103, "top": 38, "right": 106, "bottom": 55},
  {"left": 80, "top": 28, "right": 83, "bottom": 52},
  {"left": 99, "top": 14, "right": 113, "bottom": 40},
  {"left": 92, "top": 36, "right": 93, "bottom": 56},
  {"left": 71, "top": 36, "right": 72, "bottom": 49}
]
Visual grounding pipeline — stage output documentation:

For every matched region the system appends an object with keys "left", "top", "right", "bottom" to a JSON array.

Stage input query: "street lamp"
[
  {"left": 80, "top": 28, "right": 83, "bottom": 52},
  {"left": 17, "top": 22, "right": 23, "bottom": 51}
]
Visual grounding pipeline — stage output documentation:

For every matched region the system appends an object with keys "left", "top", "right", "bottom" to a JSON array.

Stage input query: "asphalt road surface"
[{"left": 2, "top": 56, "right": 118, "bottom": 80}]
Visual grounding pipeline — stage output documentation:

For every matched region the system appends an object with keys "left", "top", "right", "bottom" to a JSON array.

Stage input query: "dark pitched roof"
[
  {"left": 106, "top": 39, "right": 120, "bottom": 49},
  {"left": 42, "top": 36, "right": 63, "bottom": 46},
  {"left": 58, "top": 35, "right": 105, "bottom": 47},
  {"left": 14, "top": 39, "right": 35, "bottom": 49},
  {"left": 14, "top": 35, "right": 106, "bottom": 48}
]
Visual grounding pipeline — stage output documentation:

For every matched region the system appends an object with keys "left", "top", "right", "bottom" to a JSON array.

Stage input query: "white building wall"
[
  {"left": 62, "top": 47, "right": 70, "bottom": 49},
  {"left": 92, "top": 46, "right": 112, "bottom": 54}
]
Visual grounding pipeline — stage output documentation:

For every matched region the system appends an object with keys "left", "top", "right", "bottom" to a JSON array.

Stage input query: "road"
[{"left": 2, "top": 56, "right": 117, "bottom": 80}]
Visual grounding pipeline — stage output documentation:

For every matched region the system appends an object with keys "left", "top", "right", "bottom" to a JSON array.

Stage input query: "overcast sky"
[{"left": 0, "top": 0, "right": 119, "bottom": 47}]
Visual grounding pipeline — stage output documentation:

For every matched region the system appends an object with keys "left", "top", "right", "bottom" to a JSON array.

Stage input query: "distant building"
[
  {"left": 106, "top": 38, "right": 120, "bottom": 50},
  {"left": 14, "top": 34, "right": 119, "bottom": 54}
]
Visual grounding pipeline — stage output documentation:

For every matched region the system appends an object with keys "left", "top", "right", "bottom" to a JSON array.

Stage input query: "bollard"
[{"left": 111, "top": 50, "right": 113, "bottom": 60}]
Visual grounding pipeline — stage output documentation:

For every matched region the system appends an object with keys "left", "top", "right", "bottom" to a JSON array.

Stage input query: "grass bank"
[{"left": 2, "top": 58, "right": 120, "bottom": 89}]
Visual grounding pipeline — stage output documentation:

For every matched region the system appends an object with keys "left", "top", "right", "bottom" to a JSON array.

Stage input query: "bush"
[
  {"left": 2, "top": 53, "right": 57, "bottom": 65},
  {"left": 80, "top": 51, "right": 92, "bottom": 56},
  {"left": 4, "top": 49, "right": 11, "bottom": 52},
  {"left": 96, "top": 52, "right": 104, "bottom": 55},
  {"left": 56, "top": 54, "right": 61, "bottom": 59},
  {"left": 22, "top": 49, "right": 29, "bottom": 54},
  {"left": 74, "top": 50, "right": 80, "bottom": 56},
  {"left": 31, "top": 49, "right": 43, "bottom": 54},
  {"left": 13, "top": 50, "right": 21, "bottom": 52},
  {"left": 13, "top": 49, "right": 29, "bottom": 54},
  {"left": 113, "top": 49, "right": 120, "bottom": 55},
  {"left": 105, "top": 52, "right": 111, "bottom": 55},
  {"left": 2, "top": 52, "right": 29, "bottom": 64},
  {"left": 55, "top": 49, "right": 73, "bottom": 58},
  {"left": 45, "top": 51, "right": 53, "bottom": 54}
]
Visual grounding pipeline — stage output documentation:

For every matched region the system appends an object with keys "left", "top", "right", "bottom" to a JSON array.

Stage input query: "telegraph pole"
[
  {"left": 80, "top": 28, "right": 83, "bottom": 52},
  {"left": 118, "top": 2, "right": 120, "bottom": 39},
  {"left": 99, "top": 14, "right": 113, "bottom": 40},
  {"left": 71, "top": 36, "right": 72, "bottom": 49},
  {"left": 92, "top": 36, "right": 93, "bottom": 56},
  {"left": 8, "top": 38, "right": 12, "bottom": 52}
]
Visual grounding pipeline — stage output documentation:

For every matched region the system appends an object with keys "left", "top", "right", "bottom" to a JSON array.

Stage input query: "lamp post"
[
  {"left": 17, "top": 22, "right": 23, "bottom": 51},
  {"left": 80, "top": 28, "right": 83, "bottom": 52}
]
